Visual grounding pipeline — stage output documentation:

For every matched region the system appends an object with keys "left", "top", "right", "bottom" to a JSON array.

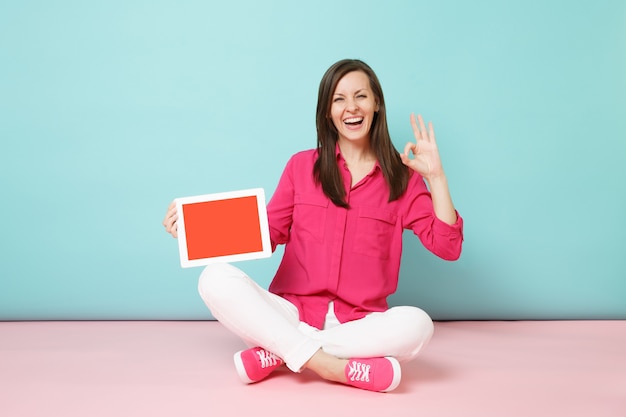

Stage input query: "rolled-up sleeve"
[
  {"left": 402, "top": 174, "right": 464, "bottom": 261},
  {"left": 266, "top": 156, "right": 296, "bottom": 250}
]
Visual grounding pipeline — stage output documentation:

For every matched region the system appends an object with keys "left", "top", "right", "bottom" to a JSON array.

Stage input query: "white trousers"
[{"left": 197, "top": 263, "right": 434, "bottom": 372}]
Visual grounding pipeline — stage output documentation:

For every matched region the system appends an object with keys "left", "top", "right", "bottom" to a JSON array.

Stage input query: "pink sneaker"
[
  {"left": 344, "top": 357, "right": 401, "bottom": 392},
  {"left": 233, "top": 347, "right": 284, "bottom": 384}
]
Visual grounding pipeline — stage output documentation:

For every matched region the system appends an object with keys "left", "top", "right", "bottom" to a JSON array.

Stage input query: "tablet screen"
[{"left": 175, "top": 188, "right": 271, "bottom": 267}]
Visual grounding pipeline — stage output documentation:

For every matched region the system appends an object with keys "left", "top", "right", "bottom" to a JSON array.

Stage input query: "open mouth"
[{"left": 344, "top": 117, "right": 364, "bottom": 126}]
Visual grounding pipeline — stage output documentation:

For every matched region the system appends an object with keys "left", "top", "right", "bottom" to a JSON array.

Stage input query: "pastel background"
[{"left": 1, "top": 0, "right": 624, "bottom": 320}]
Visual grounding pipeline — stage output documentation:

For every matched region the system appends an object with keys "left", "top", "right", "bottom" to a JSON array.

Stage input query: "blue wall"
[{"left": 1, "top": 0, "right": 625, "bottom": 320}]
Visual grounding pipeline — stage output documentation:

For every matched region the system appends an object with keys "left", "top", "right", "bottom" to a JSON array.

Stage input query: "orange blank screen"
[{"left": 182, "top": 196, "right": 263, "bottom": 260}]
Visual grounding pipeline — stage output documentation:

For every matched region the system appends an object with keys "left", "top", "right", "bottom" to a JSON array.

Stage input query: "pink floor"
[{"left": 1, "top": 320, "right": 625, "bottom": 417}]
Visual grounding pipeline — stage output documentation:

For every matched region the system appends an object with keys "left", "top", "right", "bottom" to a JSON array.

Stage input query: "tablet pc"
[{"left": 175, "top": 188, "right": 272, "bottom": 268}]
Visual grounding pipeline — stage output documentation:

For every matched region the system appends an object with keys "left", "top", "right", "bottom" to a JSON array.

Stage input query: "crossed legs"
[{"left": 197, "top": 263, "right": 434, "bottom": 390}]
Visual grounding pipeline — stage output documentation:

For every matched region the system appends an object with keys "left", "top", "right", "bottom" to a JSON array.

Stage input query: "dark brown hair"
[{"left": 313, "top": 59, "right": 409, "bottom": 208}]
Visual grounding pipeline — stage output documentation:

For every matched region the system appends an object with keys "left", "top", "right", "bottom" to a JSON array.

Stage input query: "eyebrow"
[{"left": 333, "top": 88, "right": 368, "bottom": 96}]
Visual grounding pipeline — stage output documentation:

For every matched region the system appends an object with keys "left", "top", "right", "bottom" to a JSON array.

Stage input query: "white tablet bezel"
[{"left": 175, "top": 188, "right": 271, "bottom": 268}]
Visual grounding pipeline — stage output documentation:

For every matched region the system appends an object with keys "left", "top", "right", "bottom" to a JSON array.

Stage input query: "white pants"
[{"left": 198, "top": 263, "right": 434, "bottom": 372}]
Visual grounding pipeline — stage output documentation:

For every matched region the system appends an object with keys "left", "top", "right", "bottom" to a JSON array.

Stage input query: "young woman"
[{"left": 163, "top": 59, "right": 463, "bottom": 392}]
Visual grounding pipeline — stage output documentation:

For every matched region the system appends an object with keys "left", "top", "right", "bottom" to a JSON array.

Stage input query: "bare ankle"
[{"left": 304, "top": 349, "right": 348, "bottom": 383}]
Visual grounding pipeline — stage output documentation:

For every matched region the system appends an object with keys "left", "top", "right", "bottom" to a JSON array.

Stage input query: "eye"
[{"left": 333, "top": 97, "right": 344, "bottom": 103}]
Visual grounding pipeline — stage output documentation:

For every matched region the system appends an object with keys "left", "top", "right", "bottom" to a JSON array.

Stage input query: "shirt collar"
[{"left": 335, "top": 142, "right": 381, "bottom": 173}]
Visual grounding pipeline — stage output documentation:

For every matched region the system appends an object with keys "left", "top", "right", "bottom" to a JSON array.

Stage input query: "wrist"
[{"left": 425, "top": 172, "right": 448, "bottom": 188}]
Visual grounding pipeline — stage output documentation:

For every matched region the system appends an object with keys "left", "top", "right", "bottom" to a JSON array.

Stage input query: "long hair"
[{"left": 313, "top": 59, "right": 409, "bottom": 208}]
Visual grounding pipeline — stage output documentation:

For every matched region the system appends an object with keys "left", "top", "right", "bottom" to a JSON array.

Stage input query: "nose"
[{"left": 347, "top": 98, "right": 359, "bottom": 112}]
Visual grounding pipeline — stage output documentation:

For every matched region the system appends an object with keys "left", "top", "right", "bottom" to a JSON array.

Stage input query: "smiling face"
[{"left": 329, "top": 70, "right": 379, "bottom": 145}]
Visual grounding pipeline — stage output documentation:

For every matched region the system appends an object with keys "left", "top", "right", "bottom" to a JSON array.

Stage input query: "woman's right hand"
[{"left": 162, "top": 200, "right": 179, "bottom": 238}]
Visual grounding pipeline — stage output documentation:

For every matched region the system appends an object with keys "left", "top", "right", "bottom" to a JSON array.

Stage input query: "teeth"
[{"left": 344, "top": 117, "right": 363, "bottom": 123}]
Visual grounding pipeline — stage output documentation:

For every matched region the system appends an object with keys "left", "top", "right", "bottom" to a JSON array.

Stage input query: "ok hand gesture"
[{"left": 400, "top": 113, "right": 445, "bottom": 180}]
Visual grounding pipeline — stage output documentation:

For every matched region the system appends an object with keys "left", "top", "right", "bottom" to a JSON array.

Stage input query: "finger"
[
  {"left": 163, "top": 211, "right": 173, "bottom": 227},
  {"left": 403, "top": 141, "right": 417, "bottom": 157},
  {"left": 163, "top": 202, "right": 174, "bottom": 223},
  {"left": 165, "top": 220, "right": 178, "bottom": 237},
  {"left": 410, "top": 113, "right": 421, "bottom": 141},
  {"left": 163, "top": 213, "right": 178, "bottom": 231},
  {"left": 428, "top": 121, "right": 435, "bottom": 142},
  {"left": 417, "top": 114, "right": 429, "bottom": 142},
  {"left": 400, "top": 152, "right": 409, "bottom": 166},
  {"left": 164, "top": 205, "right": 178, "bottom": 222}
]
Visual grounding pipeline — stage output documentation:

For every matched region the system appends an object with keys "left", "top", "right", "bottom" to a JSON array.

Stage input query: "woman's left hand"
[{"left": 400, "top": 113, "right": 445, "bottom": 180}]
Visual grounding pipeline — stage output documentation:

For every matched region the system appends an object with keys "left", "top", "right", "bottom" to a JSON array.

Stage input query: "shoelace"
[
  {"left": 256, "top": 349, "right": 281, "bottom": 369},
  {"left": 347, "top": 360, "right": 371, "bottom": 382}
]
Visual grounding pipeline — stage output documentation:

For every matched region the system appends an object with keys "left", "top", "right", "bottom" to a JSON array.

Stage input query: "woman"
[{"left": 163, "top": 59, "right": 463, "bottom": 392}]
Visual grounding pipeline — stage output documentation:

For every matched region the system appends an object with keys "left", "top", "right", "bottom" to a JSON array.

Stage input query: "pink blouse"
[{"left": 267, "top": 148, "right": 463, "bottom": 329}]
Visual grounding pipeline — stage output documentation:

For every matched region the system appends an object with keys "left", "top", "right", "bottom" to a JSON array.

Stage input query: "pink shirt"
[{"left": 267, "top": 148, "right": 464, "bottom": 329}]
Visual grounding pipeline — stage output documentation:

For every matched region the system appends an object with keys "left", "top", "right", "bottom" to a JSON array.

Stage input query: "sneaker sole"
[
  {"left": 233, "top": 350, "right": 255, "bottom": 384},
  {"left": 382, "top": 357, "right": 402, "bottom": 392}
]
